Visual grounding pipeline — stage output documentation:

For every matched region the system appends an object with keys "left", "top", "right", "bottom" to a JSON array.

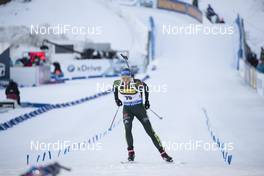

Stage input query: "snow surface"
[
  {"left": 0, "top": 0, "right": 132, "bottom": 51},
  {"left": 0, "top": 0, "right": 264, "bottom": 176},
  {"left": 199, "top": 0, "right": 264, "bottom": 57}
]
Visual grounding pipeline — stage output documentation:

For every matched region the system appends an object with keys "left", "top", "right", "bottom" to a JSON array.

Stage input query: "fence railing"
[
  {"left": 236, "top": 14, "right": 264, "bottom": 98},
  {"left": 157, "top": 0, "right": 203, "bottom": 23}
]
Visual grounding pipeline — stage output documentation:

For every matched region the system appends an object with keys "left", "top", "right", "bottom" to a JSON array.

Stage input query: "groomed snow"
[
  {"left": 0, "top": 0, "right": 132, "bottom": 50},
  {"left": 0, "top": 1, "right": 264, "bottom": 176}
]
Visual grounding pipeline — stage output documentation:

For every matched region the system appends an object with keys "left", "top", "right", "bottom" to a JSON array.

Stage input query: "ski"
[
  {"left": 120, "top": 161, "right": 137, "bottom": 164},
  {"left": 120, "top": 160, "right": 186, "bottom": 165},
  {"left": 172, "top": 161, "right": 187, "bottom": 166}
]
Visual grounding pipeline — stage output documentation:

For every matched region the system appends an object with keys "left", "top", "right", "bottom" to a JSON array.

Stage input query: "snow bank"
[
  {"left": 99, "top": 0, "right": 150, "bottom": 65},
  {"left": 0, "top": 0, "right": 132, "bottom": 51},
  {"left": 113, "top": 0, "right": 138, "bottom": 6}
]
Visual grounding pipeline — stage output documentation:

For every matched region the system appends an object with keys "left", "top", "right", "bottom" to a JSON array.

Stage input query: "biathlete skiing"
[{"left": 113, "top": 68, "right": 173, "bottom": 163}]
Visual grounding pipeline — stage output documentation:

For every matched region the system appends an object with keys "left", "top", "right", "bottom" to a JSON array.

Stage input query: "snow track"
[{"left": 0, "top": 1, "right": 264, "bottom": 176}]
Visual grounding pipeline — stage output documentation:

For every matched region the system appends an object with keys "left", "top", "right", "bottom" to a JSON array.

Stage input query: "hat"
[{"left": 121, "top": 68, "right": 131, "bottom": 77}]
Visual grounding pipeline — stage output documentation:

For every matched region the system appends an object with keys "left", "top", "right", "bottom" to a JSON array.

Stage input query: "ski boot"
[
  {"left": 159, "top": 148, "right": 173, "bottom": 162},
  {"left": 128, "top": 147, "right": 135, "bottom": 162}
]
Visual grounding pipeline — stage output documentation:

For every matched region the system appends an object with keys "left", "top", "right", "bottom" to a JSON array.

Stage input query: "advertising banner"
[
  {"left": 157, "top": 0, "right": 203, "bottom": 23},
  {"left": 60, "top": 59, "right": 112, "bottom": 78}
]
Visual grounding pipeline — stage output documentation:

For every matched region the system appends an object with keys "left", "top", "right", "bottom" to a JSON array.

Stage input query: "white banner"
[
  {"left": 10, "top": 65, "right": 50, "bottom": 86},
  {"left": 60, "top": 59, "right": 112, "bottom": 78}
]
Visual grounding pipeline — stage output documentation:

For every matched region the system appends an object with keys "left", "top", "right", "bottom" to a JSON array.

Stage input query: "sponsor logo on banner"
[
  {"left": 61, "top": 60, "right": 111, "bottom": 78},
  {"left": 67, "top": 65, "right": 75, "bottom": 73},
  {"left": 67, "top": 64, "right": 102, "bottom": 73}
]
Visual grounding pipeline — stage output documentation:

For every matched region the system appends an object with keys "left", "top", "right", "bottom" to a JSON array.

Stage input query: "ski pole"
[
  {"left": 120, "top": 54, "right": 130, "bottom": 70},
  {"left": 149, "top": 108, "right": 163, "bottom": 120},
  {"left": 109, "top": 106, "right": 120, "bottom": 130}
]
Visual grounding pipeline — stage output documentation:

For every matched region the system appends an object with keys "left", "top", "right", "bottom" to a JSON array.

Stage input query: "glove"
[
  {"left": 115, "top": 99, "right": 123, "bottom": 106},
  {"left": 144, "top": 100, "right": 150, "bottom": 109}
]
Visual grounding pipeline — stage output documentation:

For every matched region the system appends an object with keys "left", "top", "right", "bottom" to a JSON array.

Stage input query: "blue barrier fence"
[
  {"left": 0, "top": 75, "right": 150, "bottom": 132},
  {"left": 148, "top": 16, "right": 156, "bottom": 62},
  {"left": 20, "top": 102, "right": 52, "bottom": 108},
  {"left": 202, "top": 108, "right": 233, "bottom": 165},
  {"left": 27, "top": 118, "right": 123, "bottom": 165},
  {"left": 0, "top": 74, "right": 120, "bottom": 90},
  {"left": 60, "top": 74, "right": 119, "bottom": 82},
  {"left": 0, "top": 91, "right": 111, "bottom": 131}
]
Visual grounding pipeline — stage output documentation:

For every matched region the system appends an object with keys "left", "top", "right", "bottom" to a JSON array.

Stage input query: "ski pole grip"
[{"left": 120, "top": 54, "right": 128, "bottom": 60}]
